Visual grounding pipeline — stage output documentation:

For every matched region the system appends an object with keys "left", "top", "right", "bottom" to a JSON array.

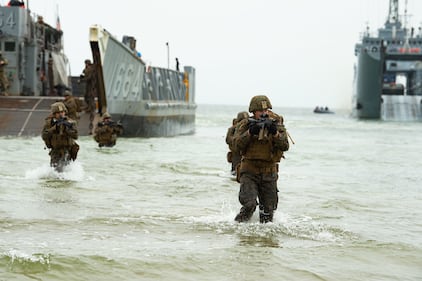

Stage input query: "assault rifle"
[
  {"left": 53, "top": 117, "right": 73, "bottom": 128},
  {"left": 98, "top": 121, "right": 123, "bottom": 128},
  {"left": 248, "top": 113, "right": 277, "bottom": 140}
]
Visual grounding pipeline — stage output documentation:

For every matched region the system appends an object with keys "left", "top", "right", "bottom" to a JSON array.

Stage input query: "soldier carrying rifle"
[
  {"left": 232, "top": 95, "right": 290, "bottom": 223},
  {"left": 94, "top": 112, "right": 123, "bottom": 148},
  {"left": 41, "top": 102, "right": 79, "bottom": 172}
]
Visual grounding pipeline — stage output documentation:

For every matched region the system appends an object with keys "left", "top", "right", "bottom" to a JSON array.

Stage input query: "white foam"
[
  {"left": 6, "top": 249, "right": 51, "bottom": 264},
  {"left": 25, "top": 161, "right": 85, "bottom": 181}
]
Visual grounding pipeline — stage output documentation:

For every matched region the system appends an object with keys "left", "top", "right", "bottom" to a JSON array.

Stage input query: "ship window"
[{"left": 4, "top": 41, "right": 15, "bottom": 52}]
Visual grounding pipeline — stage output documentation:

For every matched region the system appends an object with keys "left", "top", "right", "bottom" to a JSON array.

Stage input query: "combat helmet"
[
  {"left": 102, "top": 112, "right": 111, "bottom": 119},
  {"left": 236, "top": 111, "right": 249, "bottom": 122},
  {"left": 51, "top": 102, "right": 67, "bottom": 114},
  {"left": 248, "top": 95, "right": 272, "bottom": 112},
  {"left": 64, "top": 90, "right": 72, "bottom": 96}
]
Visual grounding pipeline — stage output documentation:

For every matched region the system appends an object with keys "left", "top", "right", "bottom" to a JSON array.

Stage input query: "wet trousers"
[{"left": 236, "top": 172, "right": 278, "bottom": 223}]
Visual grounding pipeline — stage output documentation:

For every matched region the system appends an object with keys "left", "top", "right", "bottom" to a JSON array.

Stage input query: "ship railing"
[{"left": 145, "top": 102, "right": 196, "bottom": 110}]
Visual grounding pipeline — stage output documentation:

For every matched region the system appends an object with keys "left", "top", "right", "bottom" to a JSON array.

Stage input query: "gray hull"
[
  {"left": 90, "top": 26, "right": 196, "bottom": 137},
  {"left": 354, "top": 50, "right": 383, "bottom": 119}
]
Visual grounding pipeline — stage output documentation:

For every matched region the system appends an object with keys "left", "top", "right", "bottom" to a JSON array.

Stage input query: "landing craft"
[{"left": 89, "top": 25, "right": 197, "bottom": 137}]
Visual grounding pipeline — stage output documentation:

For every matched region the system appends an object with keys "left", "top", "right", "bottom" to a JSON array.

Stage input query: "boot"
[
  {"left": 234, "top": 211, "right": 252, "bottom": 223},
  {"left": 259, "top": 210, "right": 273, "bottom": 223}
]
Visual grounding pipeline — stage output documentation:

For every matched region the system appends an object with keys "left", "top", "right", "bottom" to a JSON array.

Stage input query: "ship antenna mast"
[
  {"left": 387, "top": 0, "right": 399, "bottom": 24},
  {"left": 404, "top": 0, "right": 408, "bottom": 29}
]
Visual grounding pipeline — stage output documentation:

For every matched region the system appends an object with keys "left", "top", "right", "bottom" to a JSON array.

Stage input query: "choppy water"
[{"left": 1, "top": 105, "right": 422, "bottom": 281}]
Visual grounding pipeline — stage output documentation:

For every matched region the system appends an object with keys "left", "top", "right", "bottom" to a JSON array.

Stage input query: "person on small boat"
[
  {"left": 41, "top": 102, "right": 79, "bottom": 170},
  {"left": 232, "top": 95, "right": 289, "bottom": 223},
  {"left": 94, "top": 112, "right": 123, "bottom": 148}
]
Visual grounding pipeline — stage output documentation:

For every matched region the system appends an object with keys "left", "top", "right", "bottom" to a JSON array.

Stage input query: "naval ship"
[
  {"left": 0, "top": 3, "right": 95, "bottom": 136},
  {"left": 89, "top": 25, "right": 196, "bottom": 137},
  {"left": 353, "top": 0, "right": 422, "bottom": 121},
  {"left": 0, "top": 4, "right": 196, "bottom": 137}
]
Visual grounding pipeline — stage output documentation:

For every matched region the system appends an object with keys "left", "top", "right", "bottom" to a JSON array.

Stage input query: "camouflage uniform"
[
  {"left": 63, "top": 91, "right": 81, "bottom": 122},
  {"left": 94, "top": 112, "right": 123, "bottom": 147},
  {"left": 80, "top": 59, "right": 97, "bottom": 134},
  {"left": 226, "top": 111, "right": 249, "bottom": 176},
  {"left": 233, "top": 95, "right": 289, "bottom": 223},
  {"left": 42, "top": 102, "right": 79, "bottom": 170},
  {"left": 0, "top": 53, "right": 9, "bottom": 95}
]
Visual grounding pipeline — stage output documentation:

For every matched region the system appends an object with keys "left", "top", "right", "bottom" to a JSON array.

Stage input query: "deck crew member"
[
  {"left": 0, "top": 52, "right": 9, "bottom": 95},
  {"left": 80, "top": 59, "right": 97, "bottom": 134}
]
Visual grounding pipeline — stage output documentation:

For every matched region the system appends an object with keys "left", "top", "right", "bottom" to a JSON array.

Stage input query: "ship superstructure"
[
  {"left": 0, "top": 5, "right": 68, "bottom": 96},
  {"left": 353, "top": 0, "right": 422, "bottom": 120}
]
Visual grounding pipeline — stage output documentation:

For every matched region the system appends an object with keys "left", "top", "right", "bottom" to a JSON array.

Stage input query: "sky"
[{"left": 6, "top": 0, "right": 422, "bottom": 109}]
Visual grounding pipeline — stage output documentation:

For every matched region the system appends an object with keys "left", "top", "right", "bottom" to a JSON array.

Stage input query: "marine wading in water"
[
  {"left": 93, "top": 112, "right": 123, "bottom": 148},
  {"left": 232, "top": 95, "right": 290, "bottom": 223},
  {"left": 41, "top": 102, "right": 79, "bottom": 172}
]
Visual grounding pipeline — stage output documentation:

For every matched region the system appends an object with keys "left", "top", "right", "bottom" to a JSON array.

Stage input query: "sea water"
[{"left": 1, "top": 105, "right": 421, "bottom": 281}]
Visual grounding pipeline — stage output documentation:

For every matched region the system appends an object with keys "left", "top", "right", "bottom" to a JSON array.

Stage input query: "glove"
[
  {"left": 268, "top": 122, "right": 277, "bottom": 135},
  {"left": 248, "top": 123, "right": 261, "bottom": 135}
]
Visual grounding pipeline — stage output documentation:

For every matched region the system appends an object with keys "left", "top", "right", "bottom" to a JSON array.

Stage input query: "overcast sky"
[{"left": 7, "top": 0, "right": 422, "bottom": 108}]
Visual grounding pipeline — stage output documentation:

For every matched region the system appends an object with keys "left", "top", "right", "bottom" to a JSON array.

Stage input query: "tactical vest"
[
  {"left": 64, "top": 98, "right": 79, "bottom": 120},
  {"left": 242, "top": 135, "right": 273, "bottom": 161},
  {"left": 50, "top": 131, "right": 74, "bottom": 148},
  {"left": 42, "top": 117, "right": 76, "bottom": 149},
  {"left": 94, "top": 125, "right": 116, "bottom": 143}
]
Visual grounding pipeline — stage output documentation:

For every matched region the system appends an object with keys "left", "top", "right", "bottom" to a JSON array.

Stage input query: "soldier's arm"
[
  {"left": 114, "top": 125, "right": 123, "bottom": 135},
  {"left": 41, "top": 120, "right": 54, "bottom": 147},
  {"left": 272, "top": 123, "right": 289, "bottom": 152},
  {"left": 65, "top": 119, "right": 78, "bottom": 139}
]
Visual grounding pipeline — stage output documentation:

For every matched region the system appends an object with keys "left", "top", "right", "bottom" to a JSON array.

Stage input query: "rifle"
[
  {"left": 98, "top": 120, "right": 123, "bottom": 129},
  {"left": 54, "top": 117, "right": 73, "bottom": 128},
  {"left": 248, "top": 113, "right": 277, "bottom": 140},
  {"left": 110, "top": 121, "right": 123, "bottom": 128}
]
